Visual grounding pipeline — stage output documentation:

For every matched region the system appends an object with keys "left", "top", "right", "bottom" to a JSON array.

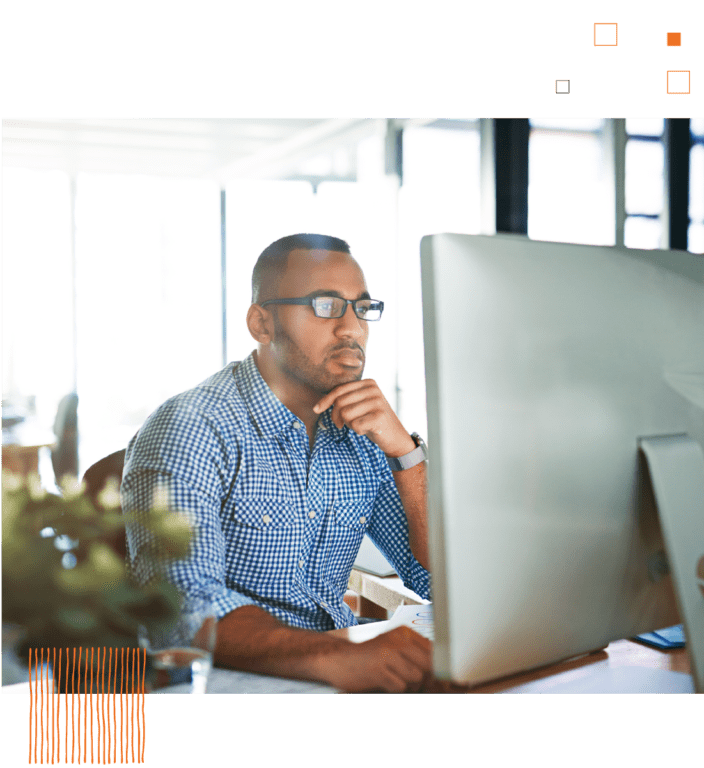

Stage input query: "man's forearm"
[
  {"left": 214, "top": 604, "right": 351, "bottom": 684},
  {"left": 392, "top": 461, "right": 430, "bottom": 570}
]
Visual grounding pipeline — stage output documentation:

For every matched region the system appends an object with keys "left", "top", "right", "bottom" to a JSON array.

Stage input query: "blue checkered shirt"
[{"left": 121, "top": 353, "right": 430, "bottom": 631}]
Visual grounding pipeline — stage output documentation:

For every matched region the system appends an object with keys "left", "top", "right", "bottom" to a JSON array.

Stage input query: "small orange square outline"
[
  {"left": 667, "top": 32, "right": 681, "bottom": 46},
  {"left": 594, "top": 22, "right": 618, "bottom": 46},
  {"left": 667, "top": 70, "right": 690, "bottom": 94}
]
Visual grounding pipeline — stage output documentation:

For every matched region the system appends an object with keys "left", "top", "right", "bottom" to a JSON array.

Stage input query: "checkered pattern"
[{"left": 121, "top": 353, "right": 430, "bottom": 631}]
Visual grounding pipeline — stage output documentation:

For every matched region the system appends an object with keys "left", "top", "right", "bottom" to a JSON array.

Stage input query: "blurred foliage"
[{"left": 2, "top": 470, "right": 193, "bottom": 661}]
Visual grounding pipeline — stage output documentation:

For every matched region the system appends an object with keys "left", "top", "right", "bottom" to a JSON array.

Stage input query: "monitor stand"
[{"left": 639, "top": 434, "right": 704, "bottom": 693}]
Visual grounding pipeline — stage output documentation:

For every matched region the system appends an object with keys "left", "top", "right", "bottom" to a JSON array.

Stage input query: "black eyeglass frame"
[{"left": 259, "top": 296, "right": 385, "bottom": 321}]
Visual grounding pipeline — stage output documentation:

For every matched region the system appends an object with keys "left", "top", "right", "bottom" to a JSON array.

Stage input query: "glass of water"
[{"left": 139, "top": 596, "right": 217, "bottom": 694}]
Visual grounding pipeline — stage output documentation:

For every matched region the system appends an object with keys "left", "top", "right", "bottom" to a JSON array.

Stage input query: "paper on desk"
[
  {"left": 386, "top": 604, "right": 434, "bottom": 641},
  {"left": 151, "top": 668, "right": 339, "bottom": 694}
]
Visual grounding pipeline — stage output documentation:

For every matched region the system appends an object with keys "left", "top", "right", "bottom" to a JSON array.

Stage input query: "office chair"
[
  {"left": 51, "top": 392, "right": 79, "bottom": 485},
  {"left": 82, "top": 448, "right": 127, "bottom": 558}
]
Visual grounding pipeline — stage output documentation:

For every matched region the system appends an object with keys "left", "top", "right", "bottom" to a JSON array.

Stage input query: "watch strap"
[{"left": 386, "top": 433, "right": 427, "bottom": 471}]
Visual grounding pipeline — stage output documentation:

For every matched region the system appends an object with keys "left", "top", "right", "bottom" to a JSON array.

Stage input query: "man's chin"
[{"left": 321, "top": 367, "right": 364, "bottom": 393}]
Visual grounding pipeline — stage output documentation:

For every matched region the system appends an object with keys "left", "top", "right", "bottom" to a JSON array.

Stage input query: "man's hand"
[
  {"left": 315, "top": 626, "right": 433, "bottom": 693},
  {"left": 313, "top": 379, "right": 415, "bottom": 457}
]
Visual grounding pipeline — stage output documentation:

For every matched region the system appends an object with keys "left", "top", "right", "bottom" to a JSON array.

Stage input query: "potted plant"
[{"left": 2, "top": 470, "right": 192, "bottom": 692}]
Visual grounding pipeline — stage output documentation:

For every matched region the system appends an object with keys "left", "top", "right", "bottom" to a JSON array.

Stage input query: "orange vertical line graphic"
[
  {"left": 120, "top": 648, "right": 124, "bottom": 764},
  {"left": 96, "top": 647, "right": 101, "bottom": 765},
  {"left": 38, "top": 649, "right": 42, "bottom": 765},
  {"left": 37, "top": 649, "right": 40, "bottom": 765},
  {"left": 54, "top": 648, "right": 63, "bottom": 763},
  {"left": 44, "top": 648, "right": 48, "bottom": 764},
  {"left": 29, "top": 648, "right": 39, "bottom": 765},
  {"left": 136, "top": 650, "right": 140, "bottom": 764},
  {"left": 100, "top": 647, "right": 107, "bottom": 765},
  {"left": 28, "top": 649, "right": 33, "bottom": 764},
  {"left": 86, "top": 648, "right": 95, "bottom": 765},
  {"left": 27, "top": 646, "right": 147, "bottom": 765},
  {"left": 90, "top": 647, "right": 94, "bottom": 765},
  {"left": 108, "top": 648, "right": 117, "bottom": 765},
  {"left": 72, "top": 647, "right": 76, "bottom": 764},
  {"left": 137, "top": 648, "right": 147, "bottom": 763},
  {"left": 30, "top": 648, "right": 39, "bottom": 765},
  {"left": 78, "top": 647, "right": 83, "bottom": 764},
  {"left": 84, "top": 647, "right": 89, "bottom": 763},
  {"left": 65, "top": 649, "right": 69, "bottom": 764},
  {"left": 40, "top": 648, "right": 43, "bottom": 765},
  {"left": 130, "top": 648, "right": 134, "bottom": 762},
  {"left": 51, "top": 648, "right": 55, "bottom": 765},
  {"left": 46, "top": 648, "right": 51, "bottom": 764},
  {"left": 106, "top": 648, "right": 110, "bottom": 765},
  {"left": 46, "top": 648, "right": 50, "bottom": 765}
]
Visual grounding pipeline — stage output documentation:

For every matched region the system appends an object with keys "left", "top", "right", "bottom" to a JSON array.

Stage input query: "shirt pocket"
[
  {"left": 323, "top": 495, "right": 374, "bottom": 594},
  {"left": 331, "top": 501, "right": 373, "bottom": 531},
  {"left": 227, "top": 498, "right": 300, "bottom": 596},
  {"left": 231, "top": 497, "right": 296, "bottom": 529}
]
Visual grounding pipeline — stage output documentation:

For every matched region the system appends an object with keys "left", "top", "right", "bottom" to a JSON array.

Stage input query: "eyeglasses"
[{"left": 260, "top": 296, "right": 384, "bottom": 321}]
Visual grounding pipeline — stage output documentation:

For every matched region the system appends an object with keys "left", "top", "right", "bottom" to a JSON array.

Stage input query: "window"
[
  {"left": 397, "top": 121, "right": 482, "bottom": 434},
  {"left": 689, "top": 119, "right": 704, "bottom": 254},
  {"left": 2, "top": 168, "right": 73, "bottom": 430},
  {"left": 75, "top": 174, "right": 221, "bottom": 471},
  {"left": 528, "top": 119, "right": 612, "bottom": 246},
  {"left": 624, "top": 119, "right": 665, "bottom": 250}
]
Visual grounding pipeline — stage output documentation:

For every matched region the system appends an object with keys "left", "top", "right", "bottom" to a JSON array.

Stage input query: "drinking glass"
[{"left": 139, "top": 596, "right": 217, "bottom": 694}]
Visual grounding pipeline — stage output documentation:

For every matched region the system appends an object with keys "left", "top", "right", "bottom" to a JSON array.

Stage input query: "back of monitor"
[{"left": 421, "top": 233, "right": 704, "bottom": 687}]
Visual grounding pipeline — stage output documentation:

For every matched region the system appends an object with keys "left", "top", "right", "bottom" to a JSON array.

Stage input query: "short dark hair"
[{"left": 251, "top": 233, "right": 352, "bottom": 304}]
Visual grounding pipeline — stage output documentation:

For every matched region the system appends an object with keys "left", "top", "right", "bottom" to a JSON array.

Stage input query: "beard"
[{"left": 272, "top": 318, "right": 365, "bottom": 395}]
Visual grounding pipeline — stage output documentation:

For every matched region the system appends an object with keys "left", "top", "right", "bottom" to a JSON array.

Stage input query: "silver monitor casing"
[{"left": 421, "top": 233, "right": 704, "bottom": 688}]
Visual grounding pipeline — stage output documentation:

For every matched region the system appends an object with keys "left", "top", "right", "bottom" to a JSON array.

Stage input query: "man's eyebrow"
[{"left": 305, "top": 289, "right": 371, "bottom": 300}]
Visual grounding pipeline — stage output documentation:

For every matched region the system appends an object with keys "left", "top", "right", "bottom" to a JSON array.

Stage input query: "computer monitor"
[{"left": 420, "top": 233, "right": 704, "bottom": 690}]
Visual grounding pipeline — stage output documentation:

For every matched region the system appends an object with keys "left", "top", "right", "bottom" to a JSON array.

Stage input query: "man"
[{"left": 122, "top": 233, "right": 432, "bottom": 692}]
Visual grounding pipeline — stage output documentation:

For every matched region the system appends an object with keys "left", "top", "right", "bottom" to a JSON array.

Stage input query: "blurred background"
[{"left": 3, "top": 117, "right": 703, "bottom": 488}]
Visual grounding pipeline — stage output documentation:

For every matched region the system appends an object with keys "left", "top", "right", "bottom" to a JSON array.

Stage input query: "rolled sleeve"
[
  {"left": 366, "top": 474, "right": 431, "bottom": 601},
  {"left": 120, "top": 399, "right": 256, "bottom": 620}
]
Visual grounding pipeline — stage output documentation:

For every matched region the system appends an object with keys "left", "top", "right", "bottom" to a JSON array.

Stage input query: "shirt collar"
[{"left": 234, "top": 352, "right": 347, "bottom": 442}]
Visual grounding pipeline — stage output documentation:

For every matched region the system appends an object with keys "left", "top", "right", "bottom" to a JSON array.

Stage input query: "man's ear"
[{"left": 246, "top": 304, "right": 273, "bottom": 344}]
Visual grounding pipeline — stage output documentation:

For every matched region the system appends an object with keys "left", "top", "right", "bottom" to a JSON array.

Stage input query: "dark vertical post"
[
  {"left": 666, "top": 119, "right": 691, "bottom": 251},
  {"left": 494, "top": 119, "right": 530, "bottom": 235}
]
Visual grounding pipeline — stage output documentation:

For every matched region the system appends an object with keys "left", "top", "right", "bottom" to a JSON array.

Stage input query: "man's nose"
[{"left": 334, "top": 303, "right": 365, "bottom": 338}]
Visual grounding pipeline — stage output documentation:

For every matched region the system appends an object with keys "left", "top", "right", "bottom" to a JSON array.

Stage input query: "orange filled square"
[{"left": 667, "top": 32, "right": 681, "bottom": 46}]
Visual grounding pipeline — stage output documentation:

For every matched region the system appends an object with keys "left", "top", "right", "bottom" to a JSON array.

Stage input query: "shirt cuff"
[{"left": 401, "top": 557, "right": 431, "bottom": 601}]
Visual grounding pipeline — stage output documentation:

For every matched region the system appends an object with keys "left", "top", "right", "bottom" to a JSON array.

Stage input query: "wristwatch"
[{"left": 385, "top": 433, "right": 428, "bottom": 471}]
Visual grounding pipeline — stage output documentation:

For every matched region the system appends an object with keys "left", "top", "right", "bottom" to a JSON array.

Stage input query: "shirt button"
[
  {"left": 319, "top": 422, "right": 327, "bottom": 431},
  {"left": 262, "top": 514, "right": 271, "bottom": 524},
  {"left": 320, "top": 602, "right": 328, "bottom": 609},
  {"left": 298, "top": 559, "right": 304, "bottom": 568},
  {"left": 359, "top": 516, "right": 366, "bottom": 524},
  {"left": 292, "top": 421, "right": 301, "bottom": 429},
  {"left": 308, "top": 510, "right": 316, "bottom": 519}
]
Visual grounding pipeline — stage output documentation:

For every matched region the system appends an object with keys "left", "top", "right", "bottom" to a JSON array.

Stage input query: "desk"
[
  {"left": 347, "top": 568, "right": 429, "bottom": 619},
  {"left": 3, "top": 628, "right": 689, "bottom": 695},
  {"left": 329, "top": 620, "right": 694, "bottom": 693}
]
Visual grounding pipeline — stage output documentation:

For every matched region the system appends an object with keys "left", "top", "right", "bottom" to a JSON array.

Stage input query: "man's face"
[{"left": 265, "top": 249, "right": 371, "bottom": 395}]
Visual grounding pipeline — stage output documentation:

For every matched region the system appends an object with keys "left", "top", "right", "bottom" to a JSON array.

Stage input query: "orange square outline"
[
  {"left": 667, "top": 70, "right": 690, "bottom": 95},
  {"left": 594, "top": 22, "right": 618, "bottom": 46},
  {"left": 667, "top": 32, "right": 681, "bottom": 46}
]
